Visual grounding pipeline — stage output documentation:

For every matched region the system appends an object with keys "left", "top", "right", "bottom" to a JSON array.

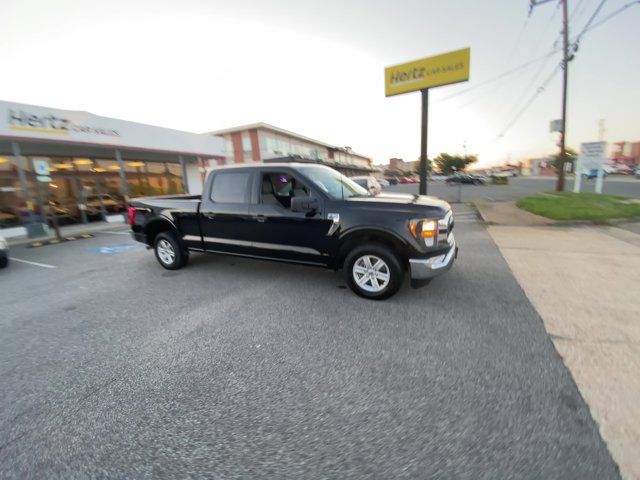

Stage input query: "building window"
[
  {"left": 225, "top": 137, "right": 234, "bottom": 162},
  {"left": 242, "top": 133, "right": 252, "bottom": 160}
]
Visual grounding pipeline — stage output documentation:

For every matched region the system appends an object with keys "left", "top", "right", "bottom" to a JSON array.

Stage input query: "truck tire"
[
  {"left": 154, "top": 232, "right": 188, "bottom": 270},
  {"left": 344, "top": 243, "right": 404, "bottom": 300}
]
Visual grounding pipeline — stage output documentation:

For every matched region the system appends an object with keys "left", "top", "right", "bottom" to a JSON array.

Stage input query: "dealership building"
[
  {"left": 0, "top": 100, "right": 226, "bottom": 236},
  {"left": 0, "top": 102, "right": 376, "bottom": 236}
]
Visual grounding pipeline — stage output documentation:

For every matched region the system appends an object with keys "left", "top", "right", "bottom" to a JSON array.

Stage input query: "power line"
[
  {"left": 490, "top": 0, "right": 636, "bottom": 144},
  {"left": 504, "top": 16, "right": 531, "bottom": 67},
  {"left": 580, "top": 0, "right": 640, "bottom": 35},
  {"left": 435, "top": 49, "right": 559, "bottom": 104},
  {"left": 494, "top": 64, "right": 562, "bottom": 141},
  {"left": 574, "top": 0, "right": 608, "bottom": 43},
  {"left": 569, "top": 0, "right": 587, "bottom": 21}
]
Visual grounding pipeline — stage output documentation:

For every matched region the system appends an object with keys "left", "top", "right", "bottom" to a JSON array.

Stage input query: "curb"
[{"left": 6, "top": 221, "right": 127, "bottom": 248}]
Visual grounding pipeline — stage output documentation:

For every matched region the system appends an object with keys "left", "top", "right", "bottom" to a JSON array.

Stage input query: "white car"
[
  {"left": 377, "top": 178, "right": 390, "bottom": 188},
  {"left": 351, "top": 176, "right": 382, "bottom": 195}
]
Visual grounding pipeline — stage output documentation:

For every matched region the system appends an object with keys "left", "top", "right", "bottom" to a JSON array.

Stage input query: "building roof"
[
  {"left": 1, "top": 99, "right": 225, "bottom": 160},
  {"left": 206, "top": 122, "right": 371, "bottom": 161}
]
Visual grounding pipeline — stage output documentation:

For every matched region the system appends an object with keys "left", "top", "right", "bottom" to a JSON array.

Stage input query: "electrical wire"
[
  {"left": 574, "top": 0, "right": 608, "bottom": 43},
  {"left": 580, "top": 0, "right": 640, "bottom": 34},
  {"left": 434, "top": 49, "right": 560, "bottom": 104},
  {"left": 504, "top": 16, "right": 531, "bottom": 67},
  {"left": 489, "top": 0, "right": 638, "bottom": 143},
  {"left": 569, "top": 0, "right": 587, "bottom": 21},
  {"left": 494, "top": 64, "right": 562, "bottom": 142}
]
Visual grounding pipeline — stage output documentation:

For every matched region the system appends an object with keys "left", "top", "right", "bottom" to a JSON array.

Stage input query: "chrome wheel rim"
[
  {"left": 352, "top": 255, "right": 390, "bottom": 293},
  {"left": 157, "top": 239, "right": 175, "bottom": 265}
]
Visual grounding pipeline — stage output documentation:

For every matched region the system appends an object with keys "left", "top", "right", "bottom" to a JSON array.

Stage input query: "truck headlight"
[{"left": 408, "top": 219, "right": 437, "bottom": 247}]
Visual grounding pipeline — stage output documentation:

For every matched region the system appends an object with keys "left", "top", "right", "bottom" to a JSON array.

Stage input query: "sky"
[{"left": 1, "top": 0, "right": 639, "bottom": 167}]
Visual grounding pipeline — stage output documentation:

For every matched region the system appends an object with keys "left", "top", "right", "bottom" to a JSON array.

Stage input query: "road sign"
[
  {"left": 384, "top": 48, "right": 470, "bottom": 97},
  {"left": 385, "top": 48, "right": 471, "bottom": 196},
  {"left": 32, "top": 158, "right": 50, "bottom": 176},
  {"left": 36, "top": 175, "right": 52, "bottom": 182},
  {"left": 549, "top": 119, "right": 562, "bottom": 133},
  {"left": 580, "top": 141, "right": 606, "bottom": 170},
  {"left": 574, "top": 141, "right": 607, "bottom": 194}
]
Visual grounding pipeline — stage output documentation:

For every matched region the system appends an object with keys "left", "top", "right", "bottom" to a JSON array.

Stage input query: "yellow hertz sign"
[{"left": 385, "top": 48, "right": 470, "bottom": 97}]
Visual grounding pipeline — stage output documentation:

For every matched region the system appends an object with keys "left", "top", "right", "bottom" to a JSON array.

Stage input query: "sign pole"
[
  {"left": 420, "top": 89, "right": 429, "bottom": 195},
  {"left": 385, "top": 48, "right": 470, "bottom": 197},
  {"left": 595, "top": 166, "right": 604, "bottom": 194},
  {"left": 573, "top": 154, "right": 582, "bottom": 193}
]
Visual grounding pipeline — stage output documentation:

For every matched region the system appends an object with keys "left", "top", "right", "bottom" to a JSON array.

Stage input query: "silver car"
[{"left": 351, "top": 176, "right": 382, "bottom": 195}]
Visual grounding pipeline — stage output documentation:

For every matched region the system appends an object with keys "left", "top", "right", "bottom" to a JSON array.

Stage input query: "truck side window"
[
  {"left": 260, "top": 172, "right": 309, "bottom": 210},
  {"left": 210, "top": 172, "right": 250, "bottom": 203}
]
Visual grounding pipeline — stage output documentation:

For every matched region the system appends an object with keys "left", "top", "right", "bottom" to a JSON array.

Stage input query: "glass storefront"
[{"left": 0, "top": 155, "right": 186, "bottom": 229}]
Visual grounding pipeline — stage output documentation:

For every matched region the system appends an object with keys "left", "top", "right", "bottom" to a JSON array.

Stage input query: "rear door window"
[{"left": 210, "top": 172, "right": 250, "bottom": 203}]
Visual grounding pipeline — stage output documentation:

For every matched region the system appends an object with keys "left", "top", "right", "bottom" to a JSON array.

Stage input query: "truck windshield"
[{"left": 298, "top": 165, "right": 369, "bottom": 200}]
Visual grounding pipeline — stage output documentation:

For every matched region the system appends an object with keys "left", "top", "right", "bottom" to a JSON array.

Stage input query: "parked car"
[
  {"left": 351, "top": 176, "right": 382, "bottom": 195},
  {"left": 386, "top": 177, "right": 399, "bottom": 185},
  {"left": 430, "top": 174, "right": 449, "bottom": 181},
  {"left": 399, "top": 176, "right": 411, "bottom": 184},
  {"left": 408, "top": 177, "right": 419, "bottom": 183},
  {"left": 377, "top": 178, "right": 390, "bottom": 188},
  {"left": 0, "top": 236, "right": 8, "bottom": 268},
  {"left": 636, "top": 167, "right": 640, "bottom": 179},
  {"left": 582, "top": 169, "right": 609, "bottom": 180},
  {"left": 614, "top": 164, "right": 634, "bottom": 175},
  {"left": 446, "top": 174, "right": 484, "bottom": 185},
  {"left": 130, "top": 162, "right": 457, "bottom": 300}
]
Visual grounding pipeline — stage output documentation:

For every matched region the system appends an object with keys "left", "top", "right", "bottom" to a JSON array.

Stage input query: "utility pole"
[{"left": 530, "top": 0, "right": 569, "bottom": 191}]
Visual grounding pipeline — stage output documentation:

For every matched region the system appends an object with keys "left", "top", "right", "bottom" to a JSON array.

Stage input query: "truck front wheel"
[
  {"left": 154, "top": 232, "right": 188, "bottom": 270},
  {"left": 344, "top": 243, "right": 403, "bottom": 300}
]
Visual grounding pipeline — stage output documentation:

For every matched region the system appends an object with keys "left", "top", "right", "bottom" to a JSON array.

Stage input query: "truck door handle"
[{"left": 256, "top": 215, "right": 266, "bottom": 223}]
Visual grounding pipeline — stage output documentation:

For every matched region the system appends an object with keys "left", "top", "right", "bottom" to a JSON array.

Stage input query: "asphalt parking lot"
[
  {"left": 388, "top": 176, "right": 640, "bottom": 203},
  {"left": 0, "top": 205, "right": 619, "bottom": 479}
]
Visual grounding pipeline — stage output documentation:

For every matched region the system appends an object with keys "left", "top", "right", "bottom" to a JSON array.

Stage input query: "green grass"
[{"left": 516, "top": 192, "right": 640, "bottom": 221}]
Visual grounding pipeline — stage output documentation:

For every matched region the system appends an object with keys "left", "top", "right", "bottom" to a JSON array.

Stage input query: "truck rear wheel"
[
  {"left": 154, "top": 232, "right": 188, "bottom": 270},
  {"left": 344, "top": 243, "right": 403, "bottom": 300}
]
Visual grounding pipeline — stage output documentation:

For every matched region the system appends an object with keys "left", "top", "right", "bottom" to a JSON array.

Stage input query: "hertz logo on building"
[
  {"left": 7, "top": 109, "right": 120, "bottom": 137},
  {"left": 385, "top": 48, "right": 470, "bottom": 97}
]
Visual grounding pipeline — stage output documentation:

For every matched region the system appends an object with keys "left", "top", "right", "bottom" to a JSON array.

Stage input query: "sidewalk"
[
  {"left": 476, "top": 201, "right": 640, "bottom": 479},
  {"left": 474, "top": 200, "right": 557, "bottom": 226},
  {"left": 5, "top": 217, "right": 127, "bottom": 247}
]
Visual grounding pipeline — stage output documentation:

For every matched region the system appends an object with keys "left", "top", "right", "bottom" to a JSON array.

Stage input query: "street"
[
  {"left": 388, "top": 176, "right": 640, "bottom": 203},
  {"left": 0, "top": 205, "right": 619, "bottom": 479}
]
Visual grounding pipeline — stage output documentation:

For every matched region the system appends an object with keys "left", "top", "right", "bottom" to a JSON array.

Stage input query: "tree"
[
  {"left": 412, "top": 159, "right": 432, "bottom": 175},
  {"left": 433, "top": 153, "right": 478, "bottom": 175},
  {"left": 550, "top": 147, "right": 577, "bottom": 171}
]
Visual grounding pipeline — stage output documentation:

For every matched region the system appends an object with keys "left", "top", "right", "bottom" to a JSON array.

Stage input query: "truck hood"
[{"left": 344, "top": 192, "right": 451, "bottom": 214}]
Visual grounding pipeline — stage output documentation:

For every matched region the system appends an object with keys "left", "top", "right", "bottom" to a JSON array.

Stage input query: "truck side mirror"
[{"left": 291, "top": 196, "right": 319, "bottom": 214}]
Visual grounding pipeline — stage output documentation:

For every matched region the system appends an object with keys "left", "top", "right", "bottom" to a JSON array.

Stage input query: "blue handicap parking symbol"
[{"left": 88, "top": 242, "right": 143, "bottom": 255}]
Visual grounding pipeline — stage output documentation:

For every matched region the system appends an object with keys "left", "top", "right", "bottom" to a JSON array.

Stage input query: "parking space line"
[
  {"left": 9, "top": 257, "right": 57, "bottom": 269},
  {"left": 101, "top": 231, "right": 131, "bottom": 235}
]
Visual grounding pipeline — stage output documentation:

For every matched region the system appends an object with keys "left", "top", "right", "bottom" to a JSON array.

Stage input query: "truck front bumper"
[{"left": 409, "top": 233, "right": 457, "bottom": 280}]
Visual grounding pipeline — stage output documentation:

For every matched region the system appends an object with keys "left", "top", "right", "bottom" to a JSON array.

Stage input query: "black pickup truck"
[{"left": 129, "top": 162, "right": 456, "bottom": 299}]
